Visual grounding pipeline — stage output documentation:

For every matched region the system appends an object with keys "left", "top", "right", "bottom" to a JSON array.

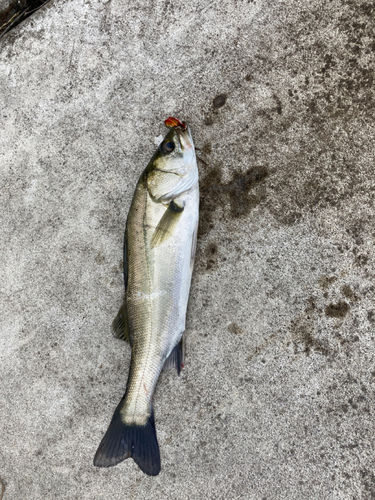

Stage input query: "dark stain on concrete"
[
  {"left": 290, "top": 299, "right": 329, "bottom": 356},
  {"left": 346, "top": 223, "right": 365, "bottom": 246},
  {"left": 198, "top": 165, "right": 269, "bottom": 238},
  {"left": 247, "top": 332, "right": 278, "bottom": 361},
  {"left": 201, "top": 142, "right": 212, "bottom": 156},
  {"left": 273, "top": 94, "right": 282, "bottom": 115},
  {"left": 295, "top": 2, "right": 375, "bottom": 120},
  {"left": 95, "top": 252, "right": 105, "bottom": 264},
  {"left": 361, "top": 470, "right": 375, "bottom": 499},
  {"left": 325, "top": 384, "right": 371, "bottom": 418},
  {"left": 251, "top": 2, "right": 375, "bottom": 227},
  {"left": 354, "top": 252, "right": 369, "bottom": 267},
  {"left": 325, "top": 300, "right": 349, "bottom": 318},
  {"left": 213, "top": 94, "right": 227, "bottom": 108},
  {"left": 340, "top": 284, "right": 359, "bottom": 302},
  {"left": 318, "top": 275, "right": 337, "bottom": 290},
  {"left": 228, "top": 322, "right": 245, "bottom": 335},
  {"left": 293, "top": 323, "right": 329, "bottom": 356},
  {"left": 205, "top": 242, "right": 218, "bottom": 271},
  {"left": 344, "top": 220, "right": 372, "bottom": 268}
]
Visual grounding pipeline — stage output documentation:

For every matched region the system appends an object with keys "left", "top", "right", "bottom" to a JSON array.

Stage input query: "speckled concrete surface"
[{"left": 1, "top": 0, "right": 375, "bottom": 498}]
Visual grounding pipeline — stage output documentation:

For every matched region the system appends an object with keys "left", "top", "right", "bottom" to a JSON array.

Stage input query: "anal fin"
[
  {"left": 163, "top": 333, "right": 185, "bottom": 375},
  {"left": 111, "top": 299, "right": 130, "bottom": 343}
]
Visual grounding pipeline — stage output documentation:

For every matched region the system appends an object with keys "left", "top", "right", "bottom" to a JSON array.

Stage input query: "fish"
[{"left": 93, "top": 117, "right": 199, "bottom": 476}]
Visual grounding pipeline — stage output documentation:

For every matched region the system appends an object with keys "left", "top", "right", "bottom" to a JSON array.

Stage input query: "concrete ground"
[{"left": 1, "top": 0, "right": 375, "bottom": 498}]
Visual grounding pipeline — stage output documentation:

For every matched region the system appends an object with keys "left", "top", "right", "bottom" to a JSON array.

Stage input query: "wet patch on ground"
[
  {"left": 239, "top": 1, "right": 375, "bottom": 227},
  {"left": 198, "top": 165, "right": 269, "bottom": 238},
  {"left": 361, "top": 470, "right": 375, "bottom": 499},
  {"left": 247, "top": 332, "right": 278, "bottom": 361},
  {"left": 340, "top": 285, "right": 359, "bottom": 302},
  {"left": 227, "top": 322, "right": 245, "bottom": 335},
  {"left": 318, "top": 276, "right": 338, "bottom": 291},
  {"left": 289, "top": 299, "right": 329, "bottom": 356},
  {"left": 325, "top": 300, "right": 349, "bottom": 319},
  {"left": 212, "top": 94, "right": 227, "bottom": 109},
  {"left": 204, "top": 242, "right": 218, "bottom": 272}
]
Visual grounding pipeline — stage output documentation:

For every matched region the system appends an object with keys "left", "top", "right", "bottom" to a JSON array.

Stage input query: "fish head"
[{"left": 152, "top": 118, "right": 196, "bottom": 177}]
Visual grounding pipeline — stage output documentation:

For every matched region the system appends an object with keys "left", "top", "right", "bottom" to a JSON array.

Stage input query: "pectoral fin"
[
  {"left": 111, "top": 299, "right": 130, "bottom": 344},
  {"left": 151, "top": 200, "right": 184, "bottom": 248}
]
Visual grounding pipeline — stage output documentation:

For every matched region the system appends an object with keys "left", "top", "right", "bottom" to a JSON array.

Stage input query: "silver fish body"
[{"left": 94, "top": 119, "right": 199, "bottom": 475}]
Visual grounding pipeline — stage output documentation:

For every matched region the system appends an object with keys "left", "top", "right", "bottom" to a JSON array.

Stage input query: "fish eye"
[{"left": 161, "top": 141, "right": 175, "bottom": 154}]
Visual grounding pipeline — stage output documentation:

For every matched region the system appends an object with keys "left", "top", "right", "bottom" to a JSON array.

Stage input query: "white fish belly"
[{"left": 122, "top": 181, "right": 199, "bottom": 425}]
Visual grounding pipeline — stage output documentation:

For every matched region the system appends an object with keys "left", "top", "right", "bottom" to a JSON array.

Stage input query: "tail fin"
[{"left": 93, "top": 406, "right": 161, "bottom": 476}]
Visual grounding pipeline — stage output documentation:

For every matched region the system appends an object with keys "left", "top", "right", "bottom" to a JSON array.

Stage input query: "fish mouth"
[
  {"left": 164, "top": 116, "right": 194, "bottom": 151},
  {"left": 175, "top": 125, "right": 194, "bottom": 151}
]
